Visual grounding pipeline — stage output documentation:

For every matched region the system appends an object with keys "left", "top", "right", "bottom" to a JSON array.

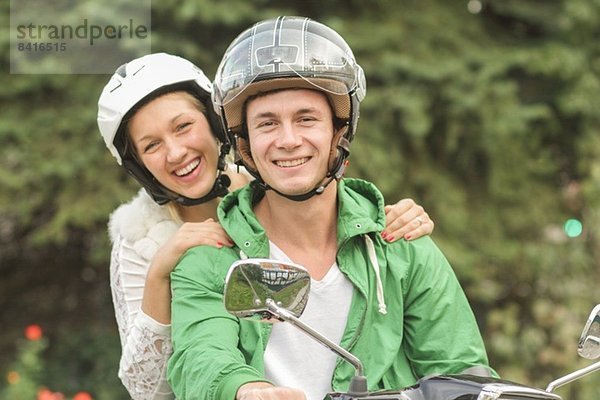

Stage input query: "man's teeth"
[
  {"left": 275, "top": 158, "right": 308, "bottom": 168},
  {"left": 175, "top": 159, "right": 200, "bottom": 176}
]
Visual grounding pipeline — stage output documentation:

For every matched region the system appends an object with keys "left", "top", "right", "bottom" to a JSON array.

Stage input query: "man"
[{"left": 168, "top": 16, "right": 495, "bottom": 400}]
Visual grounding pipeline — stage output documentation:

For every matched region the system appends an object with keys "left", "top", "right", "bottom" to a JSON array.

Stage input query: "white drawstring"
[
  {"left": 364, "top": 235, "right": 387, "bottom": 315},
  {"left": 239, "top": 250, "right": 248, "bottom": 259}
]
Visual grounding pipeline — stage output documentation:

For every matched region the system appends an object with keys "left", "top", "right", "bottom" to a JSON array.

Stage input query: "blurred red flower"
[
  {"left": 25, "top": 324, "right": 43, "bottom": 341},
  {"left": 37, "top": 388, "right": 64, "bottom": 400},
  {"left": 73, "top": 392, "right": 93, "bottom": 400}
]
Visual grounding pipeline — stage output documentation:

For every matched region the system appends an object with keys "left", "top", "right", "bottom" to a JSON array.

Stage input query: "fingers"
[
  {"left": 237, "top": 383, "right": 306, "bottom": 400},
  {"left": 382, "top": 198, "right": 434, "bottom": 242},
  {"left": 382, "top": 199, "right": 422, "bottom": 240},
  {"left": 151, "top": 220, "right": 235, "bottom": 278},
  {"left": 399, "top": 215, "right": 434, "bottom": 241},
  {"left": 176, "top": 221, "right": 234, "bottom": 248}
]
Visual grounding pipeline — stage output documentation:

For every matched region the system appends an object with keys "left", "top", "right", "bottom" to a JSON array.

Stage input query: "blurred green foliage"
[
  {"left": 1, "top": 0, "right": 599, "bottom": 398},
  {"left": 0, "top": 329, "right": 124, "bottom": 399},
  {"left": 0, "top": 337, "right": 47, "bottom": 400}
]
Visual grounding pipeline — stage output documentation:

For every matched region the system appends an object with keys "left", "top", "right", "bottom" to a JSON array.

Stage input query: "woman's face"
[{"left": 128, "top": 91, "right": 219, "bottom": 199}]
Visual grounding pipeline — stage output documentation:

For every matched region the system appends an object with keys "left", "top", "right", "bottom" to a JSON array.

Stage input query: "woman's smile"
[{"left": 174, "top": 157, "right": 201, "bottom": 177}]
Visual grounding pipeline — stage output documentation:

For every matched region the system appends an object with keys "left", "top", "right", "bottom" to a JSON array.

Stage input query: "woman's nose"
[{"left": 165, "top": 138, "right": 187, "bottom": 163}]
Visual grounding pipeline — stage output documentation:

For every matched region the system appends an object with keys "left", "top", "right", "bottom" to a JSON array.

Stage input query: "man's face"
[{"left": 246, "top": 89, "right": 335, "bottom": 197}]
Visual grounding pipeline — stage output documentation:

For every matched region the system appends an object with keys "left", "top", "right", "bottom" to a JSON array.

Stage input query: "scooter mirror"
[
  {"left": 578, "top": 304, "right": 600, "bottom": 360},
  {"left": 224, "top": 258, "right": 311, "bottom": 321}
]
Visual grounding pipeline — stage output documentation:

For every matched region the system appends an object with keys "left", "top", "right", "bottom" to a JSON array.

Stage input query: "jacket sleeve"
[
  {"left": 109, "top": 235, "right": 175, "bottom": 400},
  {"left": 399, "top": 237, "right": 497, "bottom": 377},
  {"left": 168, "top": 246, "right": 268, "bottom": 400}
]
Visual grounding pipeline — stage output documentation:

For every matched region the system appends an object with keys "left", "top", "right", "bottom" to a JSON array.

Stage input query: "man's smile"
[{"left": 274, "top": 157, "right": 310, "bottom": 168}]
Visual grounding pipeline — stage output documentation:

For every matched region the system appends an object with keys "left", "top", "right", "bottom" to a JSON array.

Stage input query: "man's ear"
[
  {"left": 236, "top": 136, "right": 259, "bottom": 174},
  {"left": 328, "top": 125, "right": 349, "bottom": 172}
]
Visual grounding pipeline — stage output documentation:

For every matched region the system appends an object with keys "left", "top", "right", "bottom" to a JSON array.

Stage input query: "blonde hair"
[{"left": 166, "top": 202, "right": 183, "bottom": 223}]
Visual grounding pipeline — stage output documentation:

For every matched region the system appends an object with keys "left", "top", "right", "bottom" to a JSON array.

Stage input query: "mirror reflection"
[
  {"left": 578, "top": 304, "right": 600, "bottom": 360},
  {"left": 224, "top": 258, "right": 311, "bottom": 321}
]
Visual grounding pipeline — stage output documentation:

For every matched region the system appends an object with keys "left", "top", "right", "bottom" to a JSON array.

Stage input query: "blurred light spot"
[
  {"left": 64, "top": 293, "right": 79, "bottom": 311},
  {"left": 81, "top": 267, "right": 96, "bottom": 282},
  {"left": 7, "top": 371, "right": 20, "bottom": 384},
  {"left": 468, "top": 0, "right": 482, "bottom": 14},
  {"left": 564, "top": 218, "right": 583, "bottom": 238},
  {"left": 25, "top": 324, "right": 43, "bottom": 341}
]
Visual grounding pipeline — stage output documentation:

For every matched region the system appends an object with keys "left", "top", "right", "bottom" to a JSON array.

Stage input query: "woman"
[{"left": 97, "top": 53, "right": 434, "bottom": 400}]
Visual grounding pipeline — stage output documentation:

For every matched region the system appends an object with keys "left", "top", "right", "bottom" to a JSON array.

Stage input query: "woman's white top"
[
  {"left": 109, "top": 189, "right": 180, "bottom": 400},
  {"left": 108, "top": 165, "right": 250, "bottom": 400}
]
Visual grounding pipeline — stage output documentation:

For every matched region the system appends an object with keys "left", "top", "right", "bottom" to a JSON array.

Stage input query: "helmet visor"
[{"left": 213, "top": 17, "right": 365, "bottom": 107}]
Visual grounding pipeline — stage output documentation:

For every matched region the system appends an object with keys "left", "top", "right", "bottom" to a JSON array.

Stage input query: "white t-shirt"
[{"left": 264, "top": 242, "right": 354, "bottom": 400}]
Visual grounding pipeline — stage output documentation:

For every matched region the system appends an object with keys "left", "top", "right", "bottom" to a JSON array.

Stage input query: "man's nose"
[{"left": 276, "top": 123, "right": 302, "bottom": 149}]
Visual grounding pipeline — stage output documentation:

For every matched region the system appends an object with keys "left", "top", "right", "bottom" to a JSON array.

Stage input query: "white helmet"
[
  {"left": 212, "top": 16, "right": 366, "bottom": 201},
  {"left": 97, "top": 53, "right": 230, "bottom": 205}
]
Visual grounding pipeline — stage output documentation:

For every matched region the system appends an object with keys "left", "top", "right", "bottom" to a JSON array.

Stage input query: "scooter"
[{"left": 223, "top": 258, "right": 600, "bottom": 400}]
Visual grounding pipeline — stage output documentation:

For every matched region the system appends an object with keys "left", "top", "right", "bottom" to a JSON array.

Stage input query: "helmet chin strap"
[
  {"left": 124, "top": 143, "right": 232, "bottom": 206},
  {"left": 171, "top": 143, "right": 232, "bottom": 206},
  {"left": 258, "top": 160, "right": 347, "bottom": 202},
  {"left": 172, "top": 172, "right": 231, "bottom": 206}
]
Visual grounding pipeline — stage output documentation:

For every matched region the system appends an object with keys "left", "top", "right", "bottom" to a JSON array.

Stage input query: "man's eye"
[{"left": 257, "top": 121, "right": 275, "bottom": 128}]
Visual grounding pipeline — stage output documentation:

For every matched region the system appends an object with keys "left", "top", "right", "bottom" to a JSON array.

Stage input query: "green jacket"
[{"left": 168, "top": 178, "right": 493, "bottom": 400}]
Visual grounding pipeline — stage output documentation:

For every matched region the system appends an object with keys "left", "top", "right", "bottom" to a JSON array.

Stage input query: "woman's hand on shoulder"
[
  {"left": 148, "top": 219, "right": 234, "bottom": 281},
  {"left": 382, "top": 198, "right": 434, "bottom": 242},
  {"left": 142, "top": 219, "right": 233, "bottom": 323}
]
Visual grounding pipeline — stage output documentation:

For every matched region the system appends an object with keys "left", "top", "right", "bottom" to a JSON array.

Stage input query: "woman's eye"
[
  {"left": 143, "top": 141, "right": 159, "bottom": 153},
  {"left": 177, "top": 122, "right": 192, "bottom": 131}
]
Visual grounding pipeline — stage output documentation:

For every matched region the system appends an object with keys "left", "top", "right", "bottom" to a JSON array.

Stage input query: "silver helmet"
[{"left": 212, "top": 16, "right": 366, "bottom": 201}]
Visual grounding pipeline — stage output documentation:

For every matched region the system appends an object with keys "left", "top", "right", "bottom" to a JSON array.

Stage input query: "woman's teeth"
[{"left": 175, "top": 159, "right": 200, "bottom": 176}]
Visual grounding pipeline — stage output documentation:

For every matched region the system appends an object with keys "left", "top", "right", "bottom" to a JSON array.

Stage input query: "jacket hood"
[{"left": 217, "top": 178, "right": 387, "bottom": 256}]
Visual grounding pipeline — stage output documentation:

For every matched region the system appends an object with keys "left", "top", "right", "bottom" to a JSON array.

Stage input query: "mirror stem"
[
  {"left": 546, "top": 360, "right": 600, "bottom": 392},
  {"left": 265, "top": 299, "right": 369, "bottom": 395}
]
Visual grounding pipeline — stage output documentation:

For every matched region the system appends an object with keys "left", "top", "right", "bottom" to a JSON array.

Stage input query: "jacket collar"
[
  {"left": 335, "top": 178, "right": 385, "bottom": 245},
  {"left": 218, "top": 178, "right": 387, "bottom": 256}
]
